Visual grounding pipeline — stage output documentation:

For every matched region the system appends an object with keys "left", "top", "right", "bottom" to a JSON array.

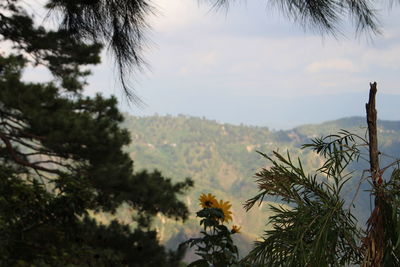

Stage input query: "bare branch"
[{"left": 0, "top": 131, "right": 63, "bottom": 175}]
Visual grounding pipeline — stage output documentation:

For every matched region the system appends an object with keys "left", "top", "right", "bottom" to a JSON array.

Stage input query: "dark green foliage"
[
  {"left": 182, "top": 207, "right": 239, "bottom": 267},
  {"left": 0, "top": 168, "right": 184, "bottom": 266},
  {"left": 45, "top": 0, "right": 153, "bottom": 100},
  {"left": 243, "top": 150, "right": 363, "bottom": 266},
  {"left": 302, "top": 129, "right": 365, "bottom": 177},
  {"left": 0, "top": 0, "right": 152, "bottom": 100},
  {"left": 0, "top": 2, "right": 102, "bottom": 92},
  {"left": 130, "top": 170, "right": 193, "bottom": 219},
  {"left": 243, "top": 126, "right": 400, "bottom": 266},
  {"left": 370, "top": 167, "right": 400, "bottom": 267},
  {"left": 0, "top": 3, "right": 192, "bottom": 265},
  {"left": 205, "top": 0, "right": 379, "bottom": 35},
  {"left": 0, "top": 53, "right": 192, "bottom": 265}
]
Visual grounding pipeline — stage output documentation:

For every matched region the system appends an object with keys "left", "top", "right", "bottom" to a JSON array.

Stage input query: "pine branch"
[{"left": 0, "top": 131, "right": 63, "bottom": 175}]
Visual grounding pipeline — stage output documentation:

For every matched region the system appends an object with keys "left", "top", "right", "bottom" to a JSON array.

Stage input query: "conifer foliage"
[
  {"left": 243, "top": 84, "right": 400, "bottom": 267},
  {"left": 0, "top": 1, "right": 192, "bottom": 265}
]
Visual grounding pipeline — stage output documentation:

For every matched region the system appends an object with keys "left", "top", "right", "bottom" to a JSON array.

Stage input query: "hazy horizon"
[
  {"left": 123, "top": 108, "right": 399, "bottom": 131},
  {"left": 120, "top": 90, "right": 400, "bottom": 130}
]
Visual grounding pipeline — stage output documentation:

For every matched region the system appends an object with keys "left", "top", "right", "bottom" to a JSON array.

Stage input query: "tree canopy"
[{"left": 0, "top": 1, "right": 193, "bottom": 265}]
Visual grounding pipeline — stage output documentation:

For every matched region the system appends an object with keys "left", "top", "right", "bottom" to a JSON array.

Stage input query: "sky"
[{"left": 23, "top": 0, "right": 400, "bottom": 129}]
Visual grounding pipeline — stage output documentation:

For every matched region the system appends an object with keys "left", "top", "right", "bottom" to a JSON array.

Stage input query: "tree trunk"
[
  {"left": 362, "top": 82, "right": 384, "bottom": 267},
  {"left": 366, "top": 82, "right": 380, "bottom": 186}
]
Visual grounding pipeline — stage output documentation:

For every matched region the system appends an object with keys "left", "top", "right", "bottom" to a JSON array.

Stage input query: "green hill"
[{"left": 118, "top": 114, "right": 400, "bottom": 261}]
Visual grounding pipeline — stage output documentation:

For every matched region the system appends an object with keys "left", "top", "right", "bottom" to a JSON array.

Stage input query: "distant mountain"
[
  {"left": 116, "top": 114, "right": 400, "bottom": 261},
  {"left": 295, "top": 116, "right": 400, "bottom": 135}
]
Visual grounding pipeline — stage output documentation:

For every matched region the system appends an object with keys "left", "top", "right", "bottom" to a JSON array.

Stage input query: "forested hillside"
[{"left": 119, "top": 114, "right": 400, "bottom": 260}]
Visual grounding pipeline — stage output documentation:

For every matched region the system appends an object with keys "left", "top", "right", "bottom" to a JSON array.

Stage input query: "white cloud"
[
  {"left": 361, "top": 45, "right": 400, "bottom": 70},
  {"left": 149, "top": 0, "right": 211, "bottom": 33},
  {"left": 199, "top": 51, "right": 217, "bottom": 66},
  {"left": 178, "top": 66, "right": 190, "bottom": 75},
  {"left": 305, "top": 59, "right": 359, "bottom": 73}
]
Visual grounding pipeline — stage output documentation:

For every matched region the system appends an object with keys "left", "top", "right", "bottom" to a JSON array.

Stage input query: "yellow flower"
[
  {"left": 231, "top": 225, "right": 241, "bottom": 234},
  {"left": 214, "top": 199, "right": 233, "bottom": 222},
  {"left": 199, "top": 193, "right": 217, "bottom": 208}
]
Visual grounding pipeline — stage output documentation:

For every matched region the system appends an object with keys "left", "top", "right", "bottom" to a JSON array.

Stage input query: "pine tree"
[{"left": 0, "top": 3, "right": 192, "bottom": 266}]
